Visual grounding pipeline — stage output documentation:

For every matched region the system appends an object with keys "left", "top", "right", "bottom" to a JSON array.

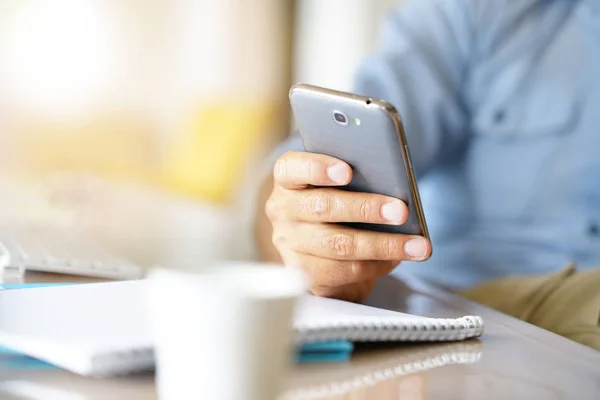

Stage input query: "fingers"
[
  {"left": 281, "top": 222, "right": 431, "bottom": 262},
  {"left": 269, "top": 152, "right": 408, "bottom": 226},
  {"left": 268, "top": 151, "right": 430, "bottom": 304},
  {"left": 311, "top": 279, "right": 379, "bottom": 303},
  {"left": 280, "top": 249, "right": 397, "bottom": 287},
  {"left": 273, "top": 151, "right": 352, "bottom": 189},
  {"left": 267, "top": 187, "right": 408, "bottom": 225}
]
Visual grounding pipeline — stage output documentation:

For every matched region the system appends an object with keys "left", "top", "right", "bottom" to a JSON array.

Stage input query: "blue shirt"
[{"left": 272, "top": 0, "right": 600, "bottom": 289}]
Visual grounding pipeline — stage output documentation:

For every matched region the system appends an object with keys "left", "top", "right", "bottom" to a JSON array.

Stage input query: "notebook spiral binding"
[
  {"left": 294, "top": 316, "right": 484, "bottom": 345},
  {"left": 89, "top": 347, "right": 155, "bottom": 377},
  {"left": 282, "top": 343, "right": 482, "bottom": 400},
  {"left": 86, "top": 317, "right": 484, "bottom": 376}
]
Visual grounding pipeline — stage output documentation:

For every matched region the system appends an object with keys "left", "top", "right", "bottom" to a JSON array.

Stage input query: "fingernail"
[
  {"left": 326, "top": 163, "right": 350, "bottom": 184},
  {"left": 380, "top": 202, "right": 404, "bottom": 224},
  {"left": 404, "top": 238, "right": 428, "bottom": 259}
]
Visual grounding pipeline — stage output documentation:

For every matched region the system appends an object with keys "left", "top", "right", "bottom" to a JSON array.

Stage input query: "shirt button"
[
  {"left": 493, "top": 110, "right": 506, "bottom": 124},
  {"left": 587, "top": 222, "right": 599, "bottom": 236}
]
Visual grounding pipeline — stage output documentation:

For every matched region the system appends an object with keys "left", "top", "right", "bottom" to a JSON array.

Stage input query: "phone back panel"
[{"left": 289, "top": 84, "right": 428, "bottom": 237}]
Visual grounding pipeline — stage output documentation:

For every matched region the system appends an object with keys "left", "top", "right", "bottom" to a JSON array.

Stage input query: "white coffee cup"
[{"left": 145, "top": 264, "right": 307, "bottom": 400}]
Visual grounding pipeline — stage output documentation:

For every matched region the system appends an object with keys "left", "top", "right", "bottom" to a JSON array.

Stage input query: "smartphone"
[{"left": 289, "top": 83, "right": 430, "bottom": 241}]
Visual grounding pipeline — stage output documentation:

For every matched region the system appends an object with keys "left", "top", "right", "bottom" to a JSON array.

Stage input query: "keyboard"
[{"left": 0, "top": 225, "right": 145, "bottom": 280}]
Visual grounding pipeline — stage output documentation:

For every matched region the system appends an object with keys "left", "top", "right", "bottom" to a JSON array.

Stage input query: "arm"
[
  {"left": 255, "top": 0, "right": 475, "bottom": 264},
  {"left": 352, "top": 0, "right": 474, "bottom": 176}
]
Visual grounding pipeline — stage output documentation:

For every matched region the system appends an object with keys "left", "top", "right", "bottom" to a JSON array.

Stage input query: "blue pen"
[{"left": 297, "top": 340, "right": 354, "bottom": 364}]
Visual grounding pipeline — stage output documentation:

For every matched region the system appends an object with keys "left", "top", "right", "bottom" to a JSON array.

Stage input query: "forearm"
[{"left": 253, "top": 174, "right": 283, "bottom": 264}]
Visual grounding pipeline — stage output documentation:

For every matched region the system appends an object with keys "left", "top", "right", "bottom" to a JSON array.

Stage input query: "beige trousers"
[{"left": 460, "top": 265, "right": 600, "bottom": 351}]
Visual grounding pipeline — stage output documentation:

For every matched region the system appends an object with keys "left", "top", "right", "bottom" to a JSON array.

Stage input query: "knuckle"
[
  {"left": 273, "top": 155, "right": 289, "bottom": 181},
  {"left": 271, "top": 229, "right": 287, "bottom": 249},
  {"left": 264, "top": 196, "right": 279, "bottom": 220},
  {"left": 306, "top": 192, "right": 331, "bottom": 217},
  {"left": 326, "top": 232, "right": 357, "bottom": 258},
  {"left": 357, "top": 198, "right": 378, "bottom": 221},
  {"left": 380, "top": 236, "right": 401, "bottom": 259},
  {"left": 305, "top": 157, "right": 321, "bottom": 182}
]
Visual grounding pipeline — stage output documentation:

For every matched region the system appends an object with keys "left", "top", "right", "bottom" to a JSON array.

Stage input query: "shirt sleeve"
[
  {"left": 270, "top": 0, "right": 476, "bottom": 177},
  {"left": 352, "top": 0, "right": 475, "bottom": 177}
]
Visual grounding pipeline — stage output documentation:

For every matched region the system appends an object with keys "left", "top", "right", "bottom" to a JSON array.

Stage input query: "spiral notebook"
[
  {"left": 0, "top": 280, "right": 484, "bottom": 376},
  {"left": 294, "top": 294, "right": 483, "bottom": 345}
]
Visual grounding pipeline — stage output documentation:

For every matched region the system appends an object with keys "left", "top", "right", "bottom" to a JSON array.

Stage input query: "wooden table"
[{"left": 1, "top": 271, "right": 599, "bottom": 399}]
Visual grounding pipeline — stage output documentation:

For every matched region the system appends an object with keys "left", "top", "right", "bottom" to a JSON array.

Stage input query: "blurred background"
[{"left": 0, "top": 0, "right": 402, "bottom": 270}]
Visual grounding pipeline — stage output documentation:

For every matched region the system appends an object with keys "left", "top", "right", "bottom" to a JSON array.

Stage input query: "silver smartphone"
[{"left": 289, "top": 83, "right": 430, "bottom": 241}]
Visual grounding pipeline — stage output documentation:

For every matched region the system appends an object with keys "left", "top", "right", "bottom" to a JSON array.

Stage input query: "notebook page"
[
  {"left": 294, "top": 294, "right": 433, "bottom": 324},
  {"left": 0, "top": 280, "right": 152, "bottom": 350}
]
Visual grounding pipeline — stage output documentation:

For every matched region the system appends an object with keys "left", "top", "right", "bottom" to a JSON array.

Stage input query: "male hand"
[{"left": 266, "top": 151, "right": 431, "bottom": 302}]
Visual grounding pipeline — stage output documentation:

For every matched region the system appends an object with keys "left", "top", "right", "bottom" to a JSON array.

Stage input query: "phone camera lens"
[{"left": 333, "top": 111, "right": 348, "bottom": 125}]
